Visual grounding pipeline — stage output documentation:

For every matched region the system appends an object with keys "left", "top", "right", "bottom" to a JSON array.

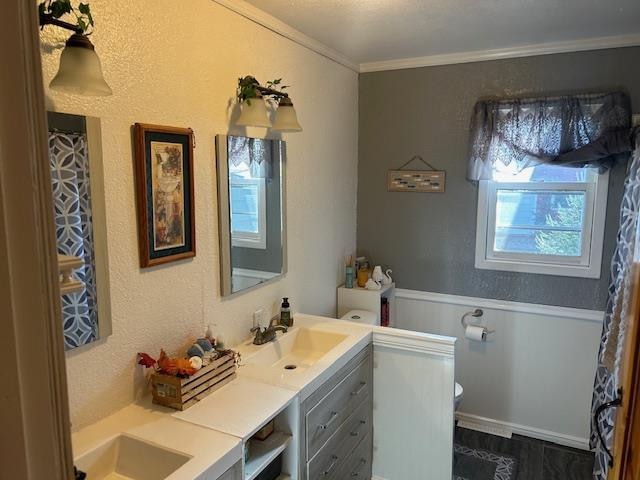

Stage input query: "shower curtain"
[
  {"left": 591, "top": 133, "right": 640, "bottom": 480},
  {"left": 48, "top": 131, "right": 98, "bottom": 349}
]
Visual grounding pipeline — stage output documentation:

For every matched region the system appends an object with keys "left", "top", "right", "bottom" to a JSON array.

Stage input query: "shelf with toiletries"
[{"left": 337, "top": 282, "right": 395, "bottom": 327}]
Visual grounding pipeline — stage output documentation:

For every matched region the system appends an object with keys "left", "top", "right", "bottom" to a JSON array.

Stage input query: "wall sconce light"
[
  {"left": 236, "top": 76, "right": 302, "bottom": 132},
  {"left": 39, "top": 1, "right": 112, "bottom": 96}
]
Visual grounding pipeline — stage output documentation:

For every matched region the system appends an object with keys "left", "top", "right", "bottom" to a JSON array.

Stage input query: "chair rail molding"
[
  {"left": 395, "top": 288, "right": 605, "bottom": 323},
  {"left": 372, "top": 325, "right": 456, "bottom": 358}
]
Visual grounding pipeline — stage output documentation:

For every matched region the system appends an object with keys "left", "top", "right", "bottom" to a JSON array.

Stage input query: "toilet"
[
  {"left": 454, "top": 382, "right": 464, "bottom": 411},
  {"left": 340, "top": 309, "right": 378, "bottom": 325}
]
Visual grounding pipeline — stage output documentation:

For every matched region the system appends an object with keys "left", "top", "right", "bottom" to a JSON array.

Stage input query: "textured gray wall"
[{"left": 358, "top": 47, "right": 640, "bottom": 310}]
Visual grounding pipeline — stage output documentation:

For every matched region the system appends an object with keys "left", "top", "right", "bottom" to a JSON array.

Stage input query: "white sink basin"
[
  {"left": 244, "top": 327, "right": 348, "bottom": 372},
  {"left": 75, "top": 434, "right": 191, "bottom": 480}
]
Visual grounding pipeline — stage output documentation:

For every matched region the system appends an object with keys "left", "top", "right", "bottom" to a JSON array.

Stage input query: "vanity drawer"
[
  {"left": 307, "top": 396, "right": 372, "bottom": 480},
  {"left": 305, "top": 353, "right": 372, "bottom": 459},
  {"left": 334, "top": 433, "right": 373, "bottom": 480}
]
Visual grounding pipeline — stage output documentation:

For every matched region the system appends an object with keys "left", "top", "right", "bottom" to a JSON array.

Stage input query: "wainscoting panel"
[
  {"left": 395, "top": 289, "right": 605, "bottom": 450},
  {"left": 371, "top": 326, "right": 455, "bottom": 480}
]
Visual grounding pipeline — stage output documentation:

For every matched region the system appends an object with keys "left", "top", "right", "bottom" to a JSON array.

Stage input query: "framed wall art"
[{"left": 134, "top": 123, "right": 195, "bottom": 268}]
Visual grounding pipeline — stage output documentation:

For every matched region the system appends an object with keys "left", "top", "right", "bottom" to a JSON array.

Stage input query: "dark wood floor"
[{"left": 454, "top": 427, "right": 595, "bottom": 480}]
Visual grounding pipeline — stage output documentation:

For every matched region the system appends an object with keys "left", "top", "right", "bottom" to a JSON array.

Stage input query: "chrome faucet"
[{"left": 251, "top": 317, "right": 288, "bottom": 345}]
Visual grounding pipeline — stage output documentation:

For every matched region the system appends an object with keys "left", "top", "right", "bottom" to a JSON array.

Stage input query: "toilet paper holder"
[{"left": 461, "top": 309, "right": 495, "bottom": 335}]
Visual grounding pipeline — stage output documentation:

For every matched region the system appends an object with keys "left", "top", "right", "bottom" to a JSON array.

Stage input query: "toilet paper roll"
[{"left": 464, "top": 325, "right": 487, "bottom": 341}]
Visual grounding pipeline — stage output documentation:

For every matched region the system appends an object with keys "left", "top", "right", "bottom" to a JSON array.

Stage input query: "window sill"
[{"left": 474, "top": 257, "right": 601, "bottom": 279}]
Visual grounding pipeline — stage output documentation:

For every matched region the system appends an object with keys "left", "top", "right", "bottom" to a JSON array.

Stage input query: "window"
[
  {"left": 229, "top": 163, "right": 266, "bottom": 250},
  {"left": 475, "top": 163, "right": 608, "bottom": 278}
]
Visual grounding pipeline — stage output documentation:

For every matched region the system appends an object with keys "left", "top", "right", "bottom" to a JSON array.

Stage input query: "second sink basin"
[
  {"left": 244, "top": 327, "right": 348, "bottom": 371},
  {"left": 75, "top": 434, "right": 191, "bottom": 480}
]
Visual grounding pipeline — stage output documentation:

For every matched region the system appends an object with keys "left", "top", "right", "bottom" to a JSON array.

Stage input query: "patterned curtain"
[
  {"left": 591, "top": 134, "right": 640, "bottom": 479},
  {"left": 49, "top": 132, "right": 98, "bottom": 350}
]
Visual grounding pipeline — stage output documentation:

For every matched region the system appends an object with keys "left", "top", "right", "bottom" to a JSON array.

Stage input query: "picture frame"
[{"left": 133, "top": 123, "right": 196, "bottom": 268}]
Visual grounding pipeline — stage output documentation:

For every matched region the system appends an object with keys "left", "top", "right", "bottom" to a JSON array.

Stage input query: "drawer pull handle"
[
  {"left": 319, "top": 411, "right": 339, "bottom": 430},
  {"left": 350, "top": 431, "right": 359, "bottom": 437},
  {"left": 322, "top": 455, "right": 339, "bottom": 476},
  {"left": 351, "top": 381, "right": 367, "bottom": 396},
  {"left": 350, "top": 459, "right": 368, "bottom": 477}
]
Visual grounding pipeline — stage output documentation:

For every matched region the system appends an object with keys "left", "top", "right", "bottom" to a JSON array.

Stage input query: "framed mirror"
[
  {"left": 47, "top": 111, "right": 112, "bottom": 350},
  {"left": 216, "top": 135, "right": 286, "bottom": 296}
]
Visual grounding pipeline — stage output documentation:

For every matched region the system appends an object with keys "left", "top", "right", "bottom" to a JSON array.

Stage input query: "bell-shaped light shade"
[
  {"left": 272, "top": 97, "right": 302, "bottom": 132},
  {"left": 237, "top": 96, "right": 272, "bottom": 128},
  {"left": 49, "top": 34, "right": 112, "bottom": 96}
]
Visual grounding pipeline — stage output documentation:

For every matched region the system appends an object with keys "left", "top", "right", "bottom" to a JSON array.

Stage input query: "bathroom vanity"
[{"left": 72, "top": 314, "right": 455, "bottom": 480}]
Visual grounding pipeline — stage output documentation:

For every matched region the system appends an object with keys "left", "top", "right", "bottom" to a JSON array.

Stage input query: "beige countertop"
[{"left": 72, "top": 401, "right": 242, "bottom": 480}]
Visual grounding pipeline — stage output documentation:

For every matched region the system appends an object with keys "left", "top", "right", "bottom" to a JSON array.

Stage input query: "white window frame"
[
  {"left": 230, "top": 177, "right": 267, "bottom": 250},
  {"left": 475, "top": 171, "right": 609, "bottom": 278}
]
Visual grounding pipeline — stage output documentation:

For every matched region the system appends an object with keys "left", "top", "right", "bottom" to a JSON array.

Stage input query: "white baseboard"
[
  {"left": 456, "top": 419, "right": 512, "bottom": 439},
  {"left": 455, "top": 412, "right": 591, "bottom": 451}
]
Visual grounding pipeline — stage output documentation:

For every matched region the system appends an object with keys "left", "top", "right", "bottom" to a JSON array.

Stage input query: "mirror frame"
[{"left": 215, "top": 134, "right": 287, "bottom": 297}]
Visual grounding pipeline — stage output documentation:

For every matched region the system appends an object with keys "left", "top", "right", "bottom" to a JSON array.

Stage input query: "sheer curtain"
[
  {"left": 49, "top": 131, "right": 98, "bottom": 349},
  {"left": 228, "top": 135, "right": 273, "bottom": 178},
  {"left": 467, "top": 91, "right": 631, "bottom": 181}
]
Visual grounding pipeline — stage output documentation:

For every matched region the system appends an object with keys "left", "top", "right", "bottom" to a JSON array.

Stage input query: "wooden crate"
[{"left": 151, "top": 351, "right": 237, "bottom": 410}]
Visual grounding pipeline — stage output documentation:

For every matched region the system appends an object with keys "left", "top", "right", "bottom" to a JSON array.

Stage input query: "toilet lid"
[{"left": 455, "top": 382, "right": 463, "bottom": 398}]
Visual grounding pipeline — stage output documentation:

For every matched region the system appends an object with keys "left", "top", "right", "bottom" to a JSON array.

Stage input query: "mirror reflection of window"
[
  {"left": 230, "top": 162, "right": 267, "bottom": 249},
  {"left": 217, "top": 135, "right": 286, "bottom": 296}
]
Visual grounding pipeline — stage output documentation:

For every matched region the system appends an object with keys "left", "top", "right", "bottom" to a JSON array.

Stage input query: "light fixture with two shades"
[{"left": 236, "top": 76, "right": 302, "bottom": 132}]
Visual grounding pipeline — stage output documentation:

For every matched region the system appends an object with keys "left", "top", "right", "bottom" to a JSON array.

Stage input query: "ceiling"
[{"left": 241, "top": 0, "right": 640, "bottom": 69}]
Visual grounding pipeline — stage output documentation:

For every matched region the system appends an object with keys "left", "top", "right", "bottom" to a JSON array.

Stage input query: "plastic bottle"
[{"left": 280, "top": 297, "right": 293, "bottom": 327}]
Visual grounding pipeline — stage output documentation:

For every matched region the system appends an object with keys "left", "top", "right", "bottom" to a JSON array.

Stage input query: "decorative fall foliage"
[
  {"left": 156, "top": 349, "right": 197, "bottom": 377},
  {"left": 137, "top": 352, "right": 157, "bottom": 369}
]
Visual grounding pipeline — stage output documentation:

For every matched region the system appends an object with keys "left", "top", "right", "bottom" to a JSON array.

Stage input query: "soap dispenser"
[{"left": 280, "top": 297, "right": 293, "bottom": 327}]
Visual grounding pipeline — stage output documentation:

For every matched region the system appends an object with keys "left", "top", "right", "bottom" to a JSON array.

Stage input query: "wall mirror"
[
  {"left": 47, "top": 112, "right": 112, "bottom": 350},
  {"left": 216, "top": 135, "right": 286, "bottom": 296}
]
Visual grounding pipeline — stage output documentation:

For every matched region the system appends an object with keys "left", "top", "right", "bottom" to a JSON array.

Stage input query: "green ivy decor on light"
[
  {"left": 38, "top": 0, "right": 95, "bottom": 34},
  {"left": 237, "top": 76, "right": 289, "bottom": 105}
]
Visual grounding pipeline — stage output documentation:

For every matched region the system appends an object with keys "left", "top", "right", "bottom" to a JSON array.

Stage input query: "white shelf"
[
  {"left": 338, "top": 282, "right": 394, "bottom": 295},
  {"left": 244, "top": 431, "right": 291, "bottom": 480},
  {"left": 337, "top": 282, "right": 395, "bottom": 326}
]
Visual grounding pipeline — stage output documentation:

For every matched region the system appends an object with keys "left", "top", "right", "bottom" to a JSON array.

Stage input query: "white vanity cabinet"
[
  {"left": 296, "top": 324, "right": 456, "bottom": 480},
  {"left": 300, "top": 345, "right": 373, "bottom": 480}
]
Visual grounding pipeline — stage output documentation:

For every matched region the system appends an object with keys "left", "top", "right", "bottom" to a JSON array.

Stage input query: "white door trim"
[{"left": 0, "top": 0, "right": 73, "bottom": 477}]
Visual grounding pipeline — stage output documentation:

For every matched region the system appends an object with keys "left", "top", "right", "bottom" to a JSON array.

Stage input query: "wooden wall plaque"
[{"left": 387, "top": 170, "right": 446, "bottom": 193}]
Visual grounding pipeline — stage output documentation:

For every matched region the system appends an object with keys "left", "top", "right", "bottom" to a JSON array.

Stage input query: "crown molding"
[
  {"left": 360, "top": 33, "right": 640, "bottom": 72},
  {"left": 212, "top": 0, "right": 360, "bottom": 72},
  {"left": 213, "top": 1, "right": 640, "bottom": 74}
]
